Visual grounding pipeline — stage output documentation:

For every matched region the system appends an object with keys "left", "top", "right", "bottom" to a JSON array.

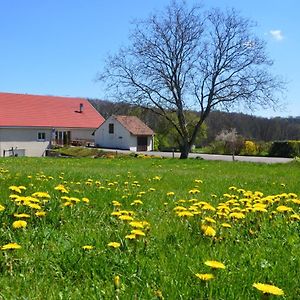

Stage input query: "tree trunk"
[{"left": 180, "top": 143, "right": 191, "bottom": 159}]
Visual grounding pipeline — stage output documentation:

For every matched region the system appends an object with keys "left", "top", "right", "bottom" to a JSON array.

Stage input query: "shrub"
[
  {"left": 269, "top": 140, "right": 300, "bottom": 158},
  {"left": 256, "top": 141, "right": 272, "bottom": 156},
  {"left": 243, "top": 140, "right": 257, "bottom": 156}
]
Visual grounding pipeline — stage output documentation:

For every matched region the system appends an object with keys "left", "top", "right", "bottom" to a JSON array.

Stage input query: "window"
[
  {"left": 37, "top": 132, "right": 46, "bottom": 141},
  {"left": 109, "top": 123, "right": 114, "bottom": 134}
]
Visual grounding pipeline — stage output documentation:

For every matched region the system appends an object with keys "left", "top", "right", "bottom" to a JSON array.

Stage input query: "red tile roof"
[
  {"left": 114, "top": 115, "right": 154, "bottom": 136},
  {"left": 0, "top": 92, "right": 104, "bottom": 128}
]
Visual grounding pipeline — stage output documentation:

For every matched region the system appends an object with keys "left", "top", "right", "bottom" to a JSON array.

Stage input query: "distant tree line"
[
  {"left": 204, "top": 111, "right": 300, "bottom": 144},
  {"left": 89, "top": 99, "right": 300, "bottom": 149}
]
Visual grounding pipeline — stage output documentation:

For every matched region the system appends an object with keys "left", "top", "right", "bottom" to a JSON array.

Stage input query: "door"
[
  {"left": 137, "top": 136, "right": 148, "bottom": 151},
  {"left": 55, "top": 131, "right": 71, "bottom": 145}
]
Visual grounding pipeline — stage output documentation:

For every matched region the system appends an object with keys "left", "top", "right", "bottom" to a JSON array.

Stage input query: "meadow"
[{"left": 0, "top": 156, "right": 299, "bottom": 299}]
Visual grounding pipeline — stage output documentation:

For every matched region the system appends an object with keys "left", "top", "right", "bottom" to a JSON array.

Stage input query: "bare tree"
[{"left": 99, "top": 1, "right": 283, "bottom": 158}]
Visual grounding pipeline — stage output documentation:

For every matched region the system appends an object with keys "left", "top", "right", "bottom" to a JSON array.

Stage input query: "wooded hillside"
[{"left": 90, "top": 99, "right": 300, "bottom": 146}]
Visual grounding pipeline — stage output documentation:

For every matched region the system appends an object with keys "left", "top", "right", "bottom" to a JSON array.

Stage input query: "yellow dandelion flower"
[
  {"left": 177, "top": 211, "right": 194, "bottom": 217},
  {"left": 9, "top": 186, "right": 22, "bottom": 193},
  {"left": 253, "top": 203, "right": 267, "bottom": 209},
  {"left": 217, "top": 212, "right": 228, "bottom": 218},
  {"left": 177, "top": 199, "right": 186, "bottom": 203},
  {"left": 1, "top": 243, "right": 22, "bottom": 250},
  {"left": 229, "top": 212, "right": 245, "bottom": 219},
  {"left": 112, "top": 200, "right": 122, "bottom": 207},
  {"left": 27, "top": 203, "right": 41, "bottom": 210},
  {"left": 189, "top": 199, "right": 198, "bottom": 203},
  {"left": 131, "top": 200, "right": 143, "bottom": 205},
  {"left": 32, "top": 192, "right": 51, "bottom": 198},
  {"left": 204, "top": 217, "right": 216, "bottom": 224},
  {"left": 0, "top": 204, "right": 5, "bottom": 211},
  {"left": 26, "top": 196, "right": 40, "bottom": 203},
  {"left": 167, "top": 192, "right": 175, "bottom": 196},
  {"left": 114, "top": 275, "right": 120, "bottom": 289},
  {"left": 69, "top": 197, "right": 80, "bottom": 203},
  {"left": 154, "top": 290, "right": 163, "bottom": 299},
  {"left": 111, "top": 211, "right": 122, "bottom": 217},
  {"left": 221, "top": 223, "right": 232, "bottom": 228},
  {"left": 288, "top": 193, "right": 297, "bottom": 199},
  {"left": 253, "top": 283, "right": 284, "bottom": 296},
  {"left": 252, "top": 206, "right": 268, "bottom": 213},
  {"left": 189, "top": 206, "right": 200, "bottom": 213},
  {"left": 12, "top": 220, "right": 27, "bottom": 229},
  {"left": 229, "top": 186, "right": 237, "bottom": 191},
  {"left": 291, "top": 199, "right": 300, "bottom": 205},
  {"left": 82, "top": 245, "right": 94, "bottom": 250},
  {"left": 129, "top": 221, "right": 144, "bottom": 229},
  {"left": 201, "top": 225, "right": 216, "bottom": 237},
  {"left": 118, "top": 215, "right": 134, "bottom": 221},
  {"left": 54, "top": 184, "right": 69, "bottom": 193},
  {"left": 141, "top": 221, "right": 150, "bottom": 228},
  {"left": 290, "top": 214, "right": 300, "bottom": 221},
  {"left": 107, "top": 242, "right": 121, "bottom": 248},
  {"left": 276, "top": 205, "right": 293, "bottom": 213},
  {"left": 204, "top": 260, "right": 225, "bottom": 269},
  {"left": 131, "top": 229, "right": 146, "bottom": 236},
  {"left": 125, "top": 234, "right": 136, "bottom": 240},
  {"left": 202, "top": 204, "right": 216, "bottom": 211},
  {"left": 174, "top": 206, "right": 187, "bottom": 211},
  {"left": 13, "top": 213, "right": 30, "bottom": 218},
  {"left": 82, "top": 197, "right": 90, "bottom": 203},
  {"left": 195, "top": 273, "right": 214, "bottom": 281},
  {"left": 194, "top": 179, "right": 203, "bottom": 184},
  {"left": 189, "top": 189, "right": 200, "bottom": 194},
  {"left": 223, "top": 193, "right": 232, "bottom": 198},
  {"left": 254, "top": 191, "right": 264, "bottom": 197},
  {"left": 35, "top": 211, "right": 46, "bottom": 217}
]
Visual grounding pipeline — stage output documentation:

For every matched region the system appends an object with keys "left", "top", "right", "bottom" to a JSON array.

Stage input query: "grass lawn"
[{"left": 0, "top": 157, "right": 299, "bottom": 299}]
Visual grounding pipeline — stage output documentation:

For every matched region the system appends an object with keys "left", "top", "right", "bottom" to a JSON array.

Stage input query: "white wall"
[
  {"left": 0, "top": 128, "right": 51, "bottom": 157},
  {"left": 94, "top": 116, "right": 153, "bottom": 151},
  {"left": 69, "top": 128, "right": 95, "bottom": 140},
  {"left": 0, "top": 127, "right": 97, "bottom": 157},
  {"left": 94, "top": 116, "right": 132, "bottom": 150}
]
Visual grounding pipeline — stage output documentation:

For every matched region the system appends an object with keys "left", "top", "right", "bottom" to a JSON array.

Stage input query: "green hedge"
[{"left": 268, "top": 140, "right": 300, "bottom": 158}]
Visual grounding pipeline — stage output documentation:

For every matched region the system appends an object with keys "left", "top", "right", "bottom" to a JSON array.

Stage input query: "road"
[{"left": 100, "top": 148, "right": 292, "bottom": 163}]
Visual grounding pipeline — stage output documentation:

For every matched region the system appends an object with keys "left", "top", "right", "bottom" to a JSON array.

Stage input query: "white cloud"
[{"left": 270, "top": 30, "right": 284, "bottom": 41}]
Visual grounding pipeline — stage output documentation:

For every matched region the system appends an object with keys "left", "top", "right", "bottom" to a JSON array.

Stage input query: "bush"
[
  {"left": 242, "top": 140, "right": 257, "bottom": 156},
  {"left": 269, "top": 140, "right": 300, "bottom": 158},
  {"left": 256, "top": 141, "right": 272, "bottom": 156}
]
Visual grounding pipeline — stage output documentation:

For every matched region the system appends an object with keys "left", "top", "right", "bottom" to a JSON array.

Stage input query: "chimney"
[{"left": 79, "top": 103, "right": 84, "bottom": 113}]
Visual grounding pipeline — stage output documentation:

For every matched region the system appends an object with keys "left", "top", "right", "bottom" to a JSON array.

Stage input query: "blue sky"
[{"left": 0, "top": 0, "right": 299, "bottom": 118}]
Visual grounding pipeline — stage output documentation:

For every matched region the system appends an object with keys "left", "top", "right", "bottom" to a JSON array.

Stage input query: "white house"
[
  {"left": 0, "top": 92, "right": 105, "bottom": 157},
  {"left": 94, "top": 115, "right": 154, "bottom": 151}
]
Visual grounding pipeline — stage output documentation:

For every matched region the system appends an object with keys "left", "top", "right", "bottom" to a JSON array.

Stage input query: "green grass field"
[{"left": 0, "top": 157, "right": 299, "bottom": 299}]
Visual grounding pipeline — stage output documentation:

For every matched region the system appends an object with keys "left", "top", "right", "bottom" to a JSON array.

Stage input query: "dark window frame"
[
  {"left": 37, "top": 132, "right": 46, "bottom": 141},
  {"left": 109, "top": 123, "right": 114, "bottom": 134}
]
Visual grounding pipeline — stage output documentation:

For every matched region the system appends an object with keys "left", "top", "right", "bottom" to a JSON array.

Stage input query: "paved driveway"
[{"left": 99, "top": 148, "right": 292, "bottom": 164}]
